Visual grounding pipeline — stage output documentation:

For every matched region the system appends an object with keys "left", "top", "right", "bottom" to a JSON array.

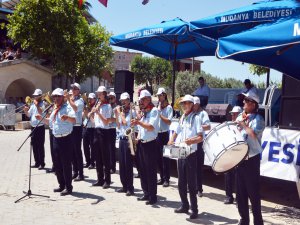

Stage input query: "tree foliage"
[
  {"left": 130, "top": 55, "right": 172, "bottom": 92},
  {"left": 249, "top": 64, "right": 269, "bottom": 76},
  {"left": 7, "top": 0, "right": 113, "bottom": 83}
]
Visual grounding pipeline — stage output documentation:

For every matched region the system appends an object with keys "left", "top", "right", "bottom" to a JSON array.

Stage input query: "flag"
[
  {"left": 142, "top": 0, "right": 149, "bottom": 5},
  {"left": 78, "top": 0, "right": 83, "bottom": 9},
  {"left": 98, "top": 0, "right": 108, "bottom": 7}
]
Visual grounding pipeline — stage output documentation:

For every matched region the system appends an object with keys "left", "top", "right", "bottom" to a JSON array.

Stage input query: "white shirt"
[
  {"left": 138, "top": 107, "right": 159, "bottom": 141},
  {"left": 175, "top": 112, "right": 203, "bottom": 151},
  {"left": 158, "top": 104, "right": 173, "bottom": 132},
  {"left": 193, "top": 84, "right": 210, "bottom": 97},
  {"left": 94, "top": 103, "right": 112, "bottom": 129}
]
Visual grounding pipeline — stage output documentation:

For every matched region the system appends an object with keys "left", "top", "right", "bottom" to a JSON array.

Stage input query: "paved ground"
[{"left": 0, "top": 129, "right": 299, "bottom": 225}]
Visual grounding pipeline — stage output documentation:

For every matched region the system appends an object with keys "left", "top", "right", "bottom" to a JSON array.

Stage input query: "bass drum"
[{"left": 203, "top": 122, "right": 248, "bottom": 174}]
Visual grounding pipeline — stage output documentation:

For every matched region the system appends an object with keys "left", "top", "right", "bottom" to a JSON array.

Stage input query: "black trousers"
[
  {"left": 82, "top": 127, "right": 95, "bottom": 166},
  {"left": 53, "top": 134, "right": 73, "bottom": 191},
  {"left": 31, "top": 125, "right": 45, "bottom": 166},
  {"left": 178, "top": 152, "right": 198, "bottom": 213},
  {"left": 236, "top": 154, "right": 263, "bottom": 225},
  {"left": 49, "top": 129, "right": 55, "bottom": 170},
  {"left": 119, "top": 138, "right": 134, "bottom": 192},
  {"left": 94, "top": 128, "right": 111, "bottom": 184},
  {"left": 134, "top": 141, "right": 141, "bottom": 175},
  {"left": 156, "top": 132, "right": 170, "bottom": 182},
  {"left": 225, "top": 169, "right": 235, "bottom": 199},
  {"left": 196, "top": 142, "right": 205, "bottom": 193},
  {"left": 71, "top": 126, "right": 83, "bottom": 176},
  {"left": 108, "top": 128, "right": 117, "bottom": 171},
  {"left": 139, "top": 140, "right": 157, "bottom": 201}
]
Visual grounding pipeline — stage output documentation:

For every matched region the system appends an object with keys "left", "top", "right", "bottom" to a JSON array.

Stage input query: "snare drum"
[
  {"left": 163, "top": 145, "right": 193, "bottom": 159},
  {"left": 203, "top": 122, "right": 248, "bottom": 173}
]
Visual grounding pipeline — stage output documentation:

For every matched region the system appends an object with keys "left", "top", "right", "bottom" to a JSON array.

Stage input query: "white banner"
[{"left": 169, "top": 121, "right": 300, "bottom": 182}]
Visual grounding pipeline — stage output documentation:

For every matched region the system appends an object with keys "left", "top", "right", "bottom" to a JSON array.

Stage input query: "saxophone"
[{"left": 125, "top": 103, "right": 136, "bottom": 156}]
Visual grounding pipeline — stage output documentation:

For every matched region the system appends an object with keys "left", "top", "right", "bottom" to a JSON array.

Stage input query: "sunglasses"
[{"left": 52, "top": 95, "right": 62, "bottom": 98}]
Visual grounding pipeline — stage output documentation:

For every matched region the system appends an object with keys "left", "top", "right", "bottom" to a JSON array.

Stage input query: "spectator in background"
[
  {"left": 192, "top": 77, "right": 210, "bottom": 109},
  {"left": 14, "top": 48, "right": 22, "bottom": 59},
  {"left": 242, "top": 79, "right": 258, "bottom": 95},
  {"left": 2, "top": 46, "right": 14, "bottom": 61}
]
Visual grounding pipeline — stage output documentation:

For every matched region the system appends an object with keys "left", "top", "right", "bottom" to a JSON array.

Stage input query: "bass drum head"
[{"left": 212, "top": 142, "right": 248, "bottom": 174}]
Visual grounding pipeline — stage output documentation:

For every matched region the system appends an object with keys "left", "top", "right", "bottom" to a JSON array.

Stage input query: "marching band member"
[
  {"left": 193, "top": 96, "right": 211, "bottom": 197},
  {"left": 24, "top": 88, "right": 46, "bottom": 170},
  {"left": 131, "top": 89, "right": 159, "bottom": 205},
  {"left": 108, "top": 92, "right": 117, "bottom": 174},
  {"left": 168, "top": 95, "right": 203, "bottom": 219},
  {"left": 156, "top": 87, "right": 173, "bottom": 187},
  {"left": 91, "top": 86, "right": 112, "bottom": 189},
  {"left": 223, "top": 106, "right": 242, "bottom": 204},
  {"left": 36, "top": 88, "right": 76, "bottom": 196},
  {"left": 235, "top": 91, "right": 265, "bottom": 225},
  {"left": 115, "top": 92, "right": 135, "bottom": 196},
  {"left": 67, "top": 83, "right": 85, "bottom": 181},
  {"left": 46, "top": 102, "right": 55, "bottom": 173},
  {"left": 82, "top": 93, "right": 96, "bottom": 169}
]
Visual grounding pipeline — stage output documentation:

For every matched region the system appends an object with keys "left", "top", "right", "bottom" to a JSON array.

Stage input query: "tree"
[
  {"left": 249, "top": 64, "right": 270, "bottom": 87},
  {"left": 7, "top": 0, "right": 112, "bottom": 84},
  {"left": 175, "top": 71, "right": 199, "bottom": 97},
  {"left": 130, "top": 55, "right": 172, "bottom": 93}
]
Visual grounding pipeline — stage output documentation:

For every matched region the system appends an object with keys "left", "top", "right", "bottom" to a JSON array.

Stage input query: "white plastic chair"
[
  {"left": 260, "top": 84, "right": 277, "bottom": 127},
  {"left": 224, "top": 91, "right": 236, "bottom": 106}
]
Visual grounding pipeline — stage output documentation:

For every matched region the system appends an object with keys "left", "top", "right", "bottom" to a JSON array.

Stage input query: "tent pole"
[{"left": 172, "top": 44, "right": 178, "bottom": 107}]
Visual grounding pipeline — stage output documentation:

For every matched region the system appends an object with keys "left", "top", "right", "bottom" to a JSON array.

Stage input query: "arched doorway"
[{"left": 5, "top": 78, "right": 35, "bottom": 104}]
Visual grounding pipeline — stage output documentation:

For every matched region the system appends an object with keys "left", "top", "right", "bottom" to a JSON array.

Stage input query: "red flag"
[
  {"left": 98, "top": 0, "right": 108, "bottom": 7},
  {"left": 78, "top": 0, "right": 83, "bottom": 9}
]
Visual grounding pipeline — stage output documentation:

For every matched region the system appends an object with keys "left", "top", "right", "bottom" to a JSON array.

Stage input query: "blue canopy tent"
[
  {"left": 110, "top": 17, "right": 217, "bottom": 104},
  {"left": 217, "top": 17, "right": 300, "bottom": 80},
  {"left": 190, "top": 0, "right": 300, "bottom": 39}
]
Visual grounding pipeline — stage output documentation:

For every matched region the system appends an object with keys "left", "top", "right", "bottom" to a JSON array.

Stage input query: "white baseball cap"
[
  {"left": 32, "top": 89, "right": 42, "bottom": 96},
  {"left": 88, "top": 93, "right": 96, "bottom": 99},
  {"left": 156, "top": 87, "right": 166, "bottom": 95},
  {"left": 51, "top": 88, "right": 64, "bottom": 96},
  {"left": 230, "top": 106, "right": 242, "bottom": 114},
  {"left": 71, "top": 82, "right": 81, "bottom": 90},
  {"left": 242, "top": 90, "right": 260, "bottom": 104},
  {"left": 108, "top": 92, "right": 116, "bottom": 97},
  {"left": 139, "top": 90, "right": 151, "bottom": 99},
  {"left": 180, "top": 95, "right": 194, "bottom": 103},
  {"left": 96, "top": 86, "right": 107, "bottom": 93},
  {"left": 120, "top": 92, "right": 130, "bottom": 100},
  {"left": 193, "top": 96, "right": 200, "bottom": 105}
]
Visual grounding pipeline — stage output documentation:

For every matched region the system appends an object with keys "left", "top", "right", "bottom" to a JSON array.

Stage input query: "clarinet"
[{"left": 83, "top": 98, "right": 100, "bottom": 128}]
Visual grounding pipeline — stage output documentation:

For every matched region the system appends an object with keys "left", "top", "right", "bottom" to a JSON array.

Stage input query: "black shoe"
[
  {"left": 38, "top": 164, "right": 45, "bottom": 170},
  {"left": 224, "top": 197, "right": 234, "bottom": 204},
  {"left": 145, "top": 199, "right": 157, "bottom": 205},
  {"left": 60, "top": 189, "right": 72, "bottom": 196},
  {"left": 197, "top": 191, "right": 203, "bottom": 197},
  {"left": 117, "top": 188, "right": 127, "bottom": 193},
  {"left": 137, "top": 195, "right": 149, "bottom": 201},
  {"left": 83, "top": 163, "right": 90, "bottom": 168},
  {"left": 134, "top": 174, "right": 140, "bottom": 178},
  {"left": 157, "top": 179, "right": 164, "bottom": 185},
  {"left": 163, "top": 181, "right": 169, "bottom": 187},
  {"left": 88, "top": 164, "right": 95, "bottom": 169},
  {"left": 53, "top": 187, "right": 64, "bottom": 192},
  {"left": 74, "top": 175, "right": 84, "bottom": 182},
  {"left": 72, "top": 173, "right": 78, "bottom": 180},
  {"left": 46, "top": 168, "right": 55, "bottom": 173},
  {"left": 92, "top": 181, "right": 104, "bottom": 186},
  {"left": 174, "top": 207, "right": 189, "bottom": 214},
  {"left": 102, "top": 182, "right": 110, "bottom": 189},
  {"left": 189, "top": 212, "right": 198, "bottom": 219},
  {"left": 237, "top": 219, "right": 249, "bottom": 225},
  {"left": 126, "top": 191, "right": 134, "bottom": 196},
  {"left": 110, "top": 169, "right": 116, "bottom": 174}
]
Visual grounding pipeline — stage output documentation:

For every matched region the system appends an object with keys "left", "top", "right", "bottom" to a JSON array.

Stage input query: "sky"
[{"left": 89, "top": 0, "right": 283, "bottom": 84}]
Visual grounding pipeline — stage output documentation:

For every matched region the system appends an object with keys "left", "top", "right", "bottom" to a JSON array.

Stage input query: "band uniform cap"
[
  {"left": 242, "top": 90, "right": 260, "bottom": 103},
  {"left": 32, "top": 89, "right": 42, "bottom": 96},
  {"left": 120, "top": 92, "right": 130, "bottom": 100},
  {"left": 156, "top": 87, "right": 166, "bottom": 95},
  {"left": 193, "top": 96, "right": 200, "bottom": 105},
  {"left": 230, "top": 106, "right": 242, "bottom": 114},
  {"left": 139, "top": 90, "right": 151, "bottom": 99},
  {"left": 51, "top": 88, "right": 64, "bottom": 96},
  {"left": 96, "top": 86, "right": 107, "bottom": 93},
  {"left": 108, "top": 92, "right": 116, "bottom": 97},
  {"left": 71, "top": 82, "right": 81, "bottom": 90},
  {"left": 180, "top": 95, "right": 194, "bottom": 103},
  {"left": 88, "top": 93, "right": 96, "bottom": 99}
]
